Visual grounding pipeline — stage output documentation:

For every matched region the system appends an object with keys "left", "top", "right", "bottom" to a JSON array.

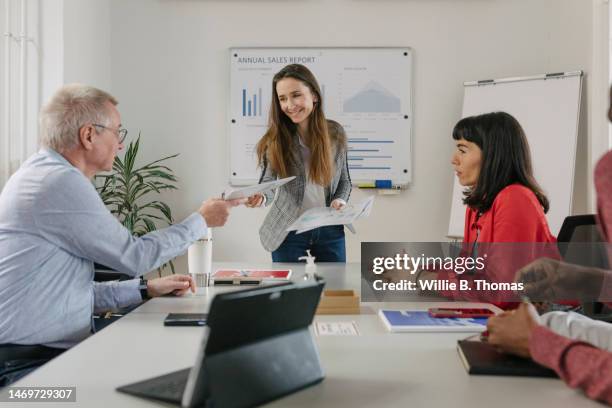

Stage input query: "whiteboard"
[
  {"left": 229, "top": 47, "right": 413, "bottom": 186},
  {"left": 447, "top": 72, "right": 582, "bottom": 239}
]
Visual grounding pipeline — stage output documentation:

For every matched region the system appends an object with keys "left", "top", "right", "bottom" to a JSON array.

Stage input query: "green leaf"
[
  {"left": 96, "top": 133, "right": 179, "bottom": 261},
  {"left": 135, "top": 153, "right": 179, "bottom": 172},
  {"left": 142, "top": 218, "right": 157, "bottom": 233},
  {"left": 138, "top": 213, "right": 165, "bottom": 222},
  {"left": 141, "top": 201, "right": 174, "bottom": 223}
]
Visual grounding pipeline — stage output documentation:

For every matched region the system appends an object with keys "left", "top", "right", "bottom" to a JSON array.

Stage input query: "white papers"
[
  {"left": 287, "top": 196, "right": 375, "bottom": 234},
  {"left": 221, "top": 176, "right": 296, "bottom": 201},
  {"left": 314, "top": 321, "right": 360, "bottom": 336}
]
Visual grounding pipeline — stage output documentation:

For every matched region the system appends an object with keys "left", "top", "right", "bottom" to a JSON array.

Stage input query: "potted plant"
[{"left": 96, "top": 135, "right": 179, "bottom": 275}]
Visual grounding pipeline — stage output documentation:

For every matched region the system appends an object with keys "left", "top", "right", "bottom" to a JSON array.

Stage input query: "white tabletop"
[{"left": 0, "top": 262, "right": 600, "bottom": 407}]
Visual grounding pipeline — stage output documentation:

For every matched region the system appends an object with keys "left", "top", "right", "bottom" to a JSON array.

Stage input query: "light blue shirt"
[{"left": 0, "top": 148, "right": 207, "bottom": 348}]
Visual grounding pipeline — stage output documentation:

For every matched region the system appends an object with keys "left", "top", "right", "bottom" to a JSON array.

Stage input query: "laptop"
[{"left": 117, "top": 279, "right": 325, "bottom": 408}]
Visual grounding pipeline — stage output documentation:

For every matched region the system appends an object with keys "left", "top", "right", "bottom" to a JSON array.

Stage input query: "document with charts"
[
  {"left": 287, "top": 196, "right": 375, "bottom": 234},
  {"left": 221, "top": 176, "right": 296, "bottom": 200}
]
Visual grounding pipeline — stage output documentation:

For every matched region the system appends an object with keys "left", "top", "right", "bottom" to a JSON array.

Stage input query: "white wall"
[
  {"left": 0, "top": 0, "right": 41, "bottom": 186},
  {"left": 104, "top": 0, "right": 598, "bottom": 269},
  {"left": 39, "top": 0, "right": 111, "bottom": 148},
  {"left": 63, "top": 0, "right": 111, "bottom": 91},
  {"left": 40, "top": 0, "right": 64, "bottom": 106}
]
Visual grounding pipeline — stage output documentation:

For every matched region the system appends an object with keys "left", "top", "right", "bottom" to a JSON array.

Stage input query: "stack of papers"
[
  {"left": 314, "top": 321, "right": 360, "bottom": 336},
  {"left": 287, "top": 196, "right": 375, "bottom": 234}
]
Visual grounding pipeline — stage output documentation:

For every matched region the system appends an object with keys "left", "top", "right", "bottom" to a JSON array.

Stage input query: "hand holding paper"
[
  {"left": 245, "top": 193, "right": 265, "bottom": 208},
  {"left": 287, "top": 196, "right": 375, "bottom": 234},
  {"left": 198, "top": 198, "right": 241, "bottom": 227},
  {"left": 330, "top": 199, "right": 347, "bottom": 210},
  {"left": 222, "top": 176, "right": 296, "bottom": 201}
]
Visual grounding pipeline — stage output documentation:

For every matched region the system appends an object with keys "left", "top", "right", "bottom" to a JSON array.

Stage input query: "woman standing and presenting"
[{"left": 246, "top": 64, "right": 352, "bottom": 262}]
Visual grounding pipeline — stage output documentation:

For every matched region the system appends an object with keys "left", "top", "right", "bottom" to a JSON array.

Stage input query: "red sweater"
[
  {"left": 439, "top": 184, "right": 557, "bottom": 303},
  {"left": 595, "top": 150, "right": 612, "bottom": 302},
  {"left": 529, "top": 151, "right": 612, "bottom": 405},
  {"left": 463, "top": 184, "right": 556, "bottom": 244},
  {"left": 595, "top": 150, "right": 612, "bottom": 254},
  {"left": 530, "top": 326, "right": 612, "bottom": 405}
]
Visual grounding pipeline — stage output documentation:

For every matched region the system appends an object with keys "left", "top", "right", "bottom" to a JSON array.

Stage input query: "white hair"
[{"left": 39, "top": 84, "right": 118, "bottom": 152}]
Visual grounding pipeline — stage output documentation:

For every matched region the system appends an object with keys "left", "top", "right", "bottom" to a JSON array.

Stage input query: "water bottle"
[{"left": 188, "top": 228, "right": 213, "bottom": 287}]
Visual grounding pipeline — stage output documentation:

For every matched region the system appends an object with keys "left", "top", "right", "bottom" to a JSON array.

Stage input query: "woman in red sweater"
[
  {"left": 452, "top": 112, "right": 554, "bottom": 244},
  {"left": 432, "top": 111, "right": 557, "bottom": 303}
]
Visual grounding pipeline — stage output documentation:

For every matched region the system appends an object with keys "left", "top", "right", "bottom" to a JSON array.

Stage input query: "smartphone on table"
[{"left": 164, "top": 313, "right": 208, "bottom": 326}]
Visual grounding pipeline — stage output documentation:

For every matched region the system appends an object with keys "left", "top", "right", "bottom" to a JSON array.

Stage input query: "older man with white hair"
[{"left": 0, "top": 84, "right": 238, "bottom": 378}]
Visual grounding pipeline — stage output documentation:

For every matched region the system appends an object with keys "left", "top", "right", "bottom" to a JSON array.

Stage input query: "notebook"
[
  {"left": 457, "top": 340, "right": 558, "bottom": 377},
  {"left": 378, "top": 309, "right": 489, "bottom": 332}
]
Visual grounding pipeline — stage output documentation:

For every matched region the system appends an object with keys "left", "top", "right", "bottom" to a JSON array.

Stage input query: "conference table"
[{"left": 0, "top": 262, "right": 601, "bottom": 407}]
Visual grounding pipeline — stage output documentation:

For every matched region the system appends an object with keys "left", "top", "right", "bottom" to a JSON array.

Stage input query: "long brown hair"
[
  {"left": 256, "top": 64, "right": 334, "bottom": 186},
  {"left": 452, "top": 111, "right": 549, "bottom": 214}
]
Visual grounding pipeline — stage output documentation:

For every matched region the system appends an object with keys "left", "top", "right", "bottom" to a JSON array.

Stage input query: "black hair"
[{"left": 452, "top": 111, "right": 549, "bottom": 214}]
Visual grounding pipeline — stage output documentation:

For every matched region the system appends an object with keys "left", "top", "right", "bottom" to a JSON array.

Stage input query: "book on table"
[
  {"left": 457, "top": 339, "right": 558, "bottom": 377},
  {"left": 378, "top": 309, "right": 489, "bottom": 333},
  {"left": 212, "top": 269, "right": 292, "bottom": 284}
]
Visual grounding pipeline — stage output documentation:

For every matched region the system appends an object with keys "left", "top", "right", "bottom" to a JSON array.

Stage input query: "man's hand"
[
  {"left": 146, "top": 274, "right": 196, "bottom": 297},
  {"left": 487, "top": 303, "right": 540, "bottom": 358},
  {"left": 514, "top": 258, "right": 605, "bottom": 301},
  {"left": 330, "top": 199, "right": 346, "bottom": 210},
  {"left": 198, "top": 198, "right": 242, "bottom": 227},
  {"left": 245, "top": 193, "right": 264, "bottom": 208}
]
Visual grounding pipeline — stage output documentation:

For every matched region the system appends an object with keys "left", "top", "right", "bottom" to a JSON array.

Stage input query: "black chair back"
[
  {"left": 93, "top": 263, "right": 131, "bottom": 282},
  {"left": 557, "top": 215, "right": 610, "bottom": 321}
]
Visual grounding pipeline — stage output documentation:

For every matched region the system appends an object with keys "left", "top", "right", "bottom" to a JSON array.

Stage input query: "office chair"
[
  {"left": 0, "top": 344, "right": 65, "bottom": 388},
  {"left": 0, "top": 264, "right": 136, "bottom": 387},
  {"left": 93, "top": 262, "right": 131, "bottom": 282},
  {"left": 557, "top": 215, "right": 611, "bottom": 322},
  {"left": 93, "top": 263, "right": 143, "bottom": 331}
]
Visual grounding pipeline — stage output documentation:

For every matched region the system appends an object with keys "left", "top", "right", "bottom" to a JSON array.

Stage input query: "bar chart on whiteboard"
[{"left": 229, "top": 48, "right": 413, "bottom": 186}]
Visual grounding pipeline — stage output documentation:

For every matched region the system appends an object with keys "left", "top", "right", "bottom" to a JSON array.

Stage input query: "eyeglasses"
[{"left": 92, "top": 124, "right": 128, "bottom": 144}]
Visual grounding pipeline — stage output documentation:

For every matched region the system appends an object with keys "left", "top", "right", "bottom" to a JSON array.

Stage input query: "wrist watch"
[{"left": 139, "top": 278, "right": 150, "bottom": 300}]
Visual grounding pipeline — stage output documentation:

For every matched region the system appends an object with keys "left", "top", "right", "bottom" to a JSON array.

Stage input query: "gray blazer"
[{"left": 258, "top": 120, "right": 352, "bottom": 252}]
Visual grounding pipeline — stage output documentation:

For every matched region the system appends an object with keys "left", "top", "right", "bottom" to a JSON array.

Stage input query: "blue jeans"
[{"left": 272, "top": 225, "right": 346, "bottom": 262}]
